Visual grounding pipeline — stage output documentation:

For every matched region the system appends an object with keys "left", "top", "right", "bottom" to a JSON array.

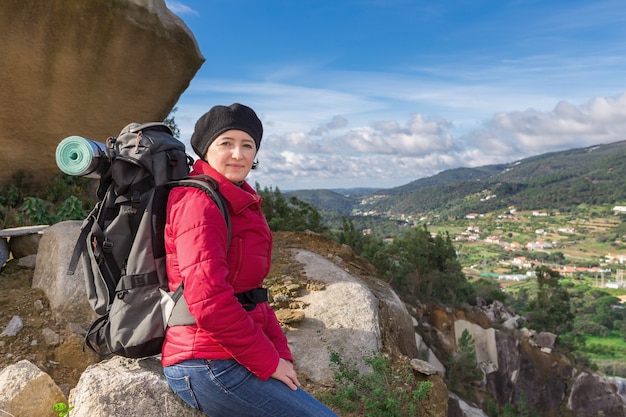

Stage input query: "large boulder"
[
  {"left": 282, "top": 248, "right": 419, "bottom": 382},
  {"left": 32, "top": 221, "right": 98, "bottom": 327},
  {"left": 0, "top": 0, "right": 204, "bottom": 187},
  {"left": 568, "top": 372, "right": 626, "bottom": 417},
  {"left": 285, "top": 249, "right": 382, "bottom": 382},
  {"left": 68, "top": 356, "right": 204, "bottom": 417},
  {"left": 0, "top": 360, "right": 66, "bottom": 417}
]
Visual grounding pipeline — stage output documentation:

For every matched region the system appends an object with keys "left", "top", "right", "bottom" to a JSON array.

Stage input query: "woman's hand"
[{"left": 271, "top": 358, "right": 301, "bottom": 390}]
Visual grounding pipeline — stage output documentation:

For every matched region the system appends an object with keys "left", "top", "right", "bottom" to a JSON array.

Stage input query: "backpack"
[{"left": 66, "top": 122, "right": 231, "bottom": 358}]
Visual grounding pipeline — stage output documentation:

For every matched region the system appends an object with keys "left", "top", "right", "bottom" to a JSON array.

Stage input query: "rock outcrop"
[
  {"left": 11, "top": 223, "right": 447, "bottom": 416},
  {"left": 285, "top": 249, "right": 416, "bottom": 382},
  {"left": 415, "top": 303, "right": 626, "bottom": 417},
  {"left": 0, "top": 0, "right": 204, "bottom": 187},
  {"left": 569, "top": 372, "right": 626, "bottom": 417}
]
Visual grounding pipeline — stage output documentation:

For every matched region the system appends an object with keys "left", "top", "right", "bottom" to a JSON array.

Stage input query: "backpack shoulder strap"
[
  {"left": 165, "top": 175, "right": 232, "bottom": 328},
  {"left": 168, "top": 175, "right": 231, "bottom": 246},
  {"left": 67, "top": 214, "right": 95, "bottom": 275},
  {"left": 67, "top": 180, "right": 116, "bottom": 276}
]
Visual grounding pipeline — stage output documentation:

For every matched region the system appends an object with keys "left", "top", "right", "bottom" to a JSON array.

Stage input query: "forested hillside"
[{"left": 288, "top": 139, "right": 626, "bottom": 221}]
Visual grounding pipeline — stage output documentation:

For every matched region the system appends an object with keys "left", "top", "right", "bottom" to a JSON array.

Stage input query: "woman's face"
[{"left": 205, "top": 129, "right": 257, "bottom": 183}]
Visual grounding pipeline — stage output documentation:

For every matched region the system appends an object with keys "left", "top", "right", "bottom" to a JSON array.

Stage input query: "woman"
[{"left": 162, "top": 103, "right": 338, "bottom": 417}]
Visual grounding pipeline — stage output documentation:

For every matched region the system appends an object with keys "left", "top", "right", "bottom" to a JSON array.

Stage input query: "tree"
[
  {"left": 472, "top": 278, "right": 507, "bottom": 304},
  {"left": 163, "top": 107, "right": 180, "bottom": 139},
  {"left": 592, "top": 295, "right": 625, "bottom": 330},
  {"left": 446, "top": 329, "right": 482, "bottom": 390},
  {"left": 380, "top": 225, "right": 473, "bottom": 305},
  {"left": 337, "top": 217, "right": 365, "bottom": 255},
  {"left": 256, "top": 185, "right": 327, "bottom": 233},
  {"left": 525, "top": 266, "right": 573, "bottom": 333}
]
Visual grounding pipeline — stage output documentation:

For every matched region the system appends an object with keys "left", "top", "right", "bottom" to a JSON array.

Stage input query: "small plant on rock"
[
  {"left": 322, "top": 349, "right": 432, "bottom": 417},
  {"left": 53, "top": 402, "right": 73, "bottom": 417}
]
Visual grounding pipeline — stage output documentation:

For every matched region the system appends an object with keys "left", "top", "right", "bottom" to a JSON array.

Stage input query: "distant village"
[
  {"left": 458, "top": 207, "right": 626, "bottom": 289},
  {"left": 356, "top": 201, "right": 626, "bottom": 289}
]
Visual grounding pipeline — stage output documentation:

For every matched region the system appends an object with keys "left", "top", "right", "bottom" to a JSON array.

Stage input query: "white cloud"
[
  {"left": 165, "top": 1, "right": 199, "bottom": 16},
  {"left": 339, "top": 116, "right": 455, "bottom": 156},
  {"left": 483, "top": 91, "right": 626, "bottom": 153},
  {"left": 248, "top": 91, "right": 626, "bottom": 189}
]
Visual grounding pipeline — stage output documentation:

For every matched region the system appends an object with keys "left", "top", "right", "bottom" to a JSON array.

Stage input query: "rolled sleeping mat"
[{"left": 55, "top": 136, "right": 109, "bottom": 178}]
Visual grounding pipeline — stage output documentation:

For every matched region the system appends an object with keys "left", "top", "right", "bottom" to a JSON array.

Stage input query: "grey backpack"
[{"left": 67, "top": 122, "right": 230, "bottom": 358}]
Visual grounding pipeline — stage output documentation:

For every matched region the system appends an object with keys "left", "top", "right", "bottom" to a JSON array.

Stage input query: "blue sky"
[{"left": 165, "top": 0, "right": 626, "bottom": 191}]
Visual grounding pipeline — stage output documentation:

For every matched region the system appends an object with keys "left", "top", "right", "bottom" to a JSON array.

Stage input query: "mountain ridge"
[{"left": 287, "top": 139, "right": 626, "bottom": 218}]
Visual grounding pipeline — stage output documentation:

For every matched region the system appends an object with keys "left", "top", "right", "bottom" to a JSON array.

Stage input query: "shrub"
[{"left": 321, "top": 350, "right": 432, "bottom": 417}]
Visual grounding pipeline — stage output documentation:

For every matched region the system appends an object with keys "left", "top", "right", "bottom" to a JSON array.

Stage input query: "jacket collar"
[{"left": 190, "top": 160, "right": 262, "bottom": 214}]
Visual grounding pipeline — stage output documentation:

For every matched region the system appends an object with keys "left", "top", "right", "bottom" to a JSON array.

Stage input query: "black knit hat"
[{"left": 190, "top": 103, "right": 263, "bottom": 160}]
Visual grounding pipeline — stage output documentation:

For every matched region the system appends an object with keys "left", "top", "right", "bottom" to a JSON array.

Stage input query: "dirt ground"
[
  {"left": 0, "top": 231, "right": 374, "bottom": 399},
  {"left": 0, "top": 255, "right": 102, "bottom": 395}
]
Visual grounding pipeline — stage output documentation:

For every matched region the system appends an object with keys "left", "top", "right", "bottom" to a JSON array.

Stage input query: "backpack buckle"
[
  {"left": 167, "top": 152, "right": 178, "bottom": 167},
  {"left": 236, "top": 288, "right": 268, "bottom": 311},
  {"left": 102, "top": 238, "right": 113, "bottom": 253}
]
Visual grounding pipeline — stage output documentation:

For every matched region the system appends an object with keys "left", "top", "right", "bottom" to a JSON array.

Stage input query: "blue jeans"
[{"left": 164, "top": 359, "right": 339, "bottom": 417}]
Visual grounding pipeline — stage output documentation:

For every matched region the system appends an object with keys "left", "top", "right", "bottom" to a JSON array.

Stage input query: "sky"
[{"left": 164, "top": 0, "right": 626, "bottom": 191}]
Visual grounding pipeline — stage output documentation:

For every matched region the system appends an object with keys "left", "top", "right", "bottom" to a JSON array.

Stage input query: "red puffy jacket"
[{"left": 161, "top": 160, "right": 293, "bottom": 380}]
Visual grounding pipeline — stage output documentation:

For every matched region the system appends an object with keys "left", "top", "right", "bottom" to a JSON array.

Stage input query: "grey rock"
[
  {"left": 0, "top": 316, "right": 23, "bottom": 337},
  {"left": 42, "top": 328, "right": 62, "bottom": 347},
  {"left": 9, "top": 231, "right": 44, "bottom": 258},
  {"left": 68, "top": 356, "right": 205, "bottom": 417},
  {"left": 0, "top": 238, "right": 8, "bottom": 268},
  {"left": 33, "top": 221, "right": 98, "bottom": 327},
  {"left": 0, "top": 360, "right": 66, "bottom": 417},
  {"left": 17, "top": 254, "right": 38, "bottom": 269},
  {"left": 568, "top": 372, "right": 626, "bottom": 417},
  {"left": 411, "top": 358, "right": 442, "bottom": 376}
]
